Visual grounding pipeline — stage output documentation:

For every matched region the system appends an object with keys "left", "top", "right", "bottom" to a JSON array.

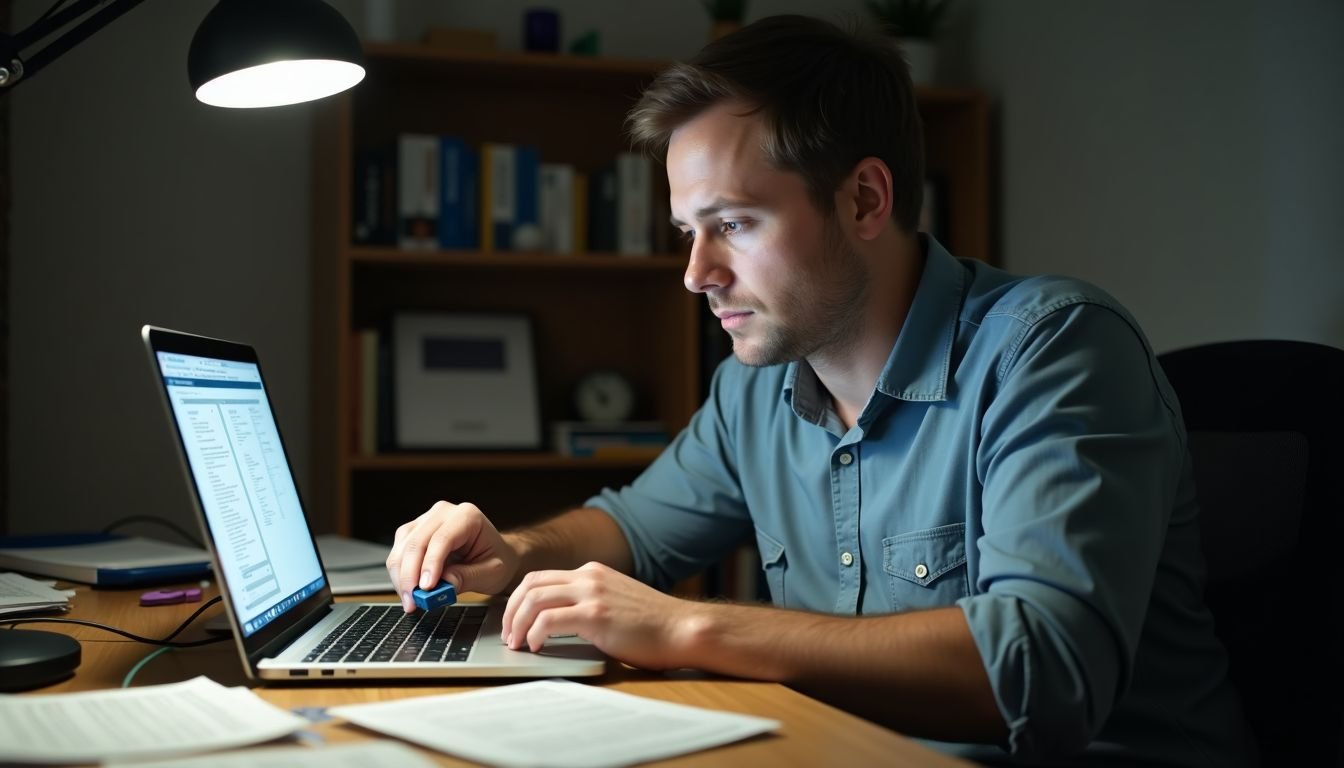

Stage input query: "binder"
[{"left": 0, "top": 534, "right": 211, "bottom": 586}]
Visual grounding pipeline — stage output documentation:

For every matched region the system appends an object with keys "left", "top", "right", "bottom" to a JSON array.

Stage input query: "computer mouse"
[{"left": 0, "top": 629, "right": 81, "bottom": 691}]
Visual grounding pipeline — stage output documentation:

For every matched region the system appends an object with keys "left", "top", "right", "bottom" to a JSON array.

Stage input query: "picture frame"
[{"left": 392, "top": 312, "right": 540, "bottom": 450}]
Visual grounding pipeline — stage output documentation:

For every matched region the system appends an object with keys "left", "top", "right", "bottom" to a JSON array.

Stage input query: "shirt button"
[
  {"left": 914, "top": 563, "right": 929, "bottom": 579},
  {"left": 837, "top": 452, "right": 853, "bottom": 465},
  {"left": 841, "top": 552, "right": 854, "bottom": 566}
]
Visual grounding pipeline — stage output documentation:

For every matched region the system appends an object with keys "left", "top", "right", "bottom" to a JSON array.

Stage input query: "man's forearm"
[
  {"left": 503, "top": 507, "right": 634, "bottom": 588},
  {"left": 680, "top": 601, "right": 1008, "bottom": 744}
]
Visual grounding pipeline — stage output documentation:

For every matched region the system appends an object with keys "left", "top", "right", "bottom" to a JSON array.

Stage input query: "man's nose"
[{"left": 684, "top": 237, "right": 731, "bottom": 294}]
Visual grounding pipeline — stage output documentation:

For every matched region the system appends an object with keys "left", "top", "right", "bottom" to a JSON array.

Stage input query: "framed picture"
[{"left": 392, "top": 313, "right": 540, "bottom": 449}]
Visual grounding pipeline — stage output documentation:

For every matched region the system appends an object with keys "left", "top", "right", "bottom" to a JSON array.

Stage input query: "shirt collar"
[{"left": 783, "top": 234, "right": 965, "bottom": 411}]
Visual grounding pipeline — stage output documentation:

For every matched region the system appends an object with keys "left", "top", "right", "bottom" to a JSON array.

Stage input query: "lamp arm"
[{"left": 0, "top": 0, "right": 145, "bottom": 91}]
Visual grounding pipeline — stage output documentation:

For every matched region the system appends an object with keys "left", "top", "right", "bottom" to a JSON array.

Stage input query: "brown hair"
[{"left": 627, "top": 14, "right": 925, "bottom": 232}]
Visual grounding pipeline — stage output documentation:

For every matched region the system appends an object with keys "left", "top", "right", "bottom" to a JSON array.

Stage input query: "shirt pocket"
[
  {"left": 755, "top": 528, "right": 787, "bottom": 606},
  {"left": 883, "top": 522, "right": 969, "bottom": 612}
]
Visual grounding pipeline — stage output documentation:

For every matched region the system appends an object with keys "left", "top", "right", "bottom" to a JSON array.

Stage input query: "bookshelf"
[{"left": 309, "top": 46, "right": 993, "bottom": 581}]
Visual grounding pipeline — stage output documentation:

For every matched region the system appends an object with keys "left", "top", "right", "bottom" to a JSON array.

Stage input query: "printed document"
[
  {"left": 112, "top": 740, "right": 437, "bottom": 768},
  {"left": 0, "top": 572, "right": 73, "bottom": 616},
  {"left": 329, "top": 679, "right": 780, "bottom": 768},
  {"left": 0, "top": 676, "right": 307, "bottom": 764}
]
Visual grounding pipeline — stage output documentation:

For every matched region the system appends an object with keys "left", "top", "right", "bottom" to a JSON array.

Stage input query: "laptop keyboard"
[{"left": 302, "top": 604, "right": 488, "bottom": 663}]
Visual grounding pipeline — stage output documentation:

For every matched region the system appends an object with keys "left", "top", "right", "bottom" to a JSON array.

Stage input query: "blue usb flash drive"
[{"left": 412, "top": 581, "right": 457, "bottom": 611}]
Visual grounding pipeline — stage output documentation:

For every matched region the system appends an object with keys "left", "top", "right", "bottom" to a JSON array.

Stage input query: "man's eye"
[
  {"left": 720, "top": 221, "right": 742, "bottom": 235},
  {"left": 679, "top": 230, "right": 696, "bottom": 243}
]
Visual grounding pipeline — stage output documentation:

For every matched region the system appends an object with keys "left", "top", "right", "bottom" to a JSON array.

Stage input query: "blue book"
[
  {"left": 514, "top": 145, "right": 540, "bottom": 247},
  {"left": 437, "top": 136, "right": 479, "bottom": 249},
  {"left": 0, "top": 534, "right": 211, "bottom": 586},
  {"left": 587, "top": 166, "right": 618, "bottom": 252}
]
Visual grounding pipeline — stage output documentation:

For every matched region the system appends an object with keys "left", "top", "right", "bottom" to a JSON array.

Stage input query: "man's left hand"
[{"left": 500, "top": 561, "right": 698, "bottom": 670}]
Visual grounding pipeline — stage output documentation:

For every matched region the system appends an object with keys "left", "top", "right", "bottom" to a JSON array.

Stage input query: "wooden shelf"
[
  {"left": 346, "top": 246, "right": 688, "bottom": 272},
  {"left": 349, "top": 453, "right": 658, "bottom": 471},
  {"left": 311, "top": 46, "right": 992, "bottom": 543},
  {"left": 363, "top": 43, "right": 669, "bottom": 78}
]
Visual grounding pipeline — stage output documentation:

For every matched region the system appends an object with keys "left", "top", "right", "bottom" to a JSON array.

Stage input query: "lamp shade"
[{"left": 188, "top": 0, "right": 365, "bottom": 108}]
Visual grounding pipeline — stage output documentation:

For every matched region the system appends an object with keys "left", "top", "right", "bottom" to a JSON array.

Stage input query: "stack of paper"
[
  {"left": 315, "top": 534, "right": 394, "bottom": 594},
  {"left": 0, "top": 572, "right": 73, "bottom": 617},
  {"left": 114, "top": 741, "right": 438, "bottom": 768},
  {"left": 330, "top": 679, "right": 780, "bottom": 767},
  {"left": 0, "top": 535, "right": 210, "bottom": 586},
  {"left": 0, "top": 676, "right": 308, "bottom": 764}
]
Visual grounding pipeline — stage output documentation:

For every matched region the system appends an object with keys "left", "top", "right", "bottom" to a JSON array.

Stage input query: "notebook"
[{"left": 141, "top": 325, "right": 604, "bottom": 681}]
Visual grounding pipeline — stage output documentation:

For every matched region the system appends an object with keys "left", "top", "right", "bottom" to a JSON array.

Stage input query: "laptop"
[{"left": 141, "top": 325, "right": 605, "bottom": 681}]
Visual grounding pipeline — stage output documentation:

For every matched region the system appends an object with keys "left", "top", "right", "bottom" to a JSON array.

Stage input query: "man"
[{"left": 387, "top": 15, "right": 1249, "bottom": 766}]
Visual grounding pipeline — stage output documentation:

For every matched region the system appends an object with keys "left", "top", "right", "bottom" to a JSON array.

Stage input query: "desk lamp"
[
  {"left": 1, "top": 0, "right": 366, "bottom": 107},
  {"left": 0, "top": 0, "right": 363, "bottom": 691}
]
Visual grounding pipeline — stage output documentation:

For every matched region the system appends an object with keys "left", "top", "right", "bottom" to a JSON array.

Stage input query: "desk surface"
[{"left": 20, "top": 584, "right": 971, "bottom": 767}]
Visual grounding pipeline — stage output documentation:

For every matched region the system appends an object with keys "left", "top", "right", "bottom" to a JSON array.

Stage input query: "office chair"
[{"left": 1158, "top": 339, "right": 1344, "bottom": 767}]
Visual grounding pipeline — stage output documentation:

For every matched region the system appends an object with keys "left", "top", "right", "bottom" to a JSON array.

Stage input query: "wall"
[
  {"left": 953, "top": 0, "right": 1343, "bottom": 353},
  {"left": 8, "top": 0, "right": 313, "bottom": 535},
  {"left": 6, "top": 0, "right": 1342, "bottom": 535}
]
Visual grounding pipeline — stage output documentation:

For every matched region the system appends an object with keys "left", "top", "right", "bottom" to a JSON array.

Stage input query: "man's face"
[{"left": 667, "top": 102, "right": 869, "bottom": 367}]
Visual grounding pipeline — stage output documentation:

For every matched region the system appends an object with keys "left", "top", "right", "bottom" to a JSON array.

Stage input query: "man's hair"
[{"left": 627, "top": 14, "right": 925, "bottom": 232}]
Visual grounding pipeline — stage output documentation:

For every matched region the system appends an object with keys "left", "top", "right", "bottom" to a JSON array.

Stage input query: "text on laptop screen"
[{"left": 156, "top": 351, "right": 324, "bottom": 637}]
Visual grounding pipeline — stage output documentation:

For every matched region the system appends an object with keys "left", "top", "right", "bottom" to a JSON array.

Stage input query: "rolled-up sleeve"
[
  {"left": 586, "top": 360, "right": 754, "bottom": 590},
  {"left": 961, "top": 300, "right": 1184, "bottom": 759}
]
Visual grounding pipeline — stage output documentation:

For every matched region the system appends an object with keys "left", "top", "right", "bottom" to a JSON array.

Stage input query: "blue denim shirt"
[{"left": 588, "top": 237, "right": 1250, "bottom": 766}]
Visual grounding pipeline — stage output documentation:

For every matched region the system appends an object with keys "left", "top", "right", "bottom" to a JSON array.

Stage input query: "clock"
[{"left": 574, "top": 370, "right": 635, "bottom": 423}]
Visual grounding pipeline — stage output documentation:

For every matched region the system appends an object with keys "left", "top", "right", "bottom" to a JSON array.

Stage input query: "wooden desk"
[{"left": 20, "top": 584, "right": 971, "bottom": 767}]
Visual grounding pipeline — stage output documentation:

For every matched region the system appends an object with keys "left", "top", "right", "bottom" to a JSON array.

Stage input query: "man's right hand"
[{"left": 385, "top": 501, "right": 520, "bottom": 612}]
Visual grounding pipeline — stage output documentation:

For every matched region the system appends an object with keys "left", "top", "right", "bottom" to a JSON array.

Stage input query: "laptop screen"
[{"left": 154, "top": 350, "right": 325, "bottom": 638}]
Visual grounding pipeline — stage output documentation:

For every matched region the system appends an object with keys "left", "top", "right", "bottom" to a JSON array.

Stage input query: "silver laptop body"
[{"left": 142, "top": 325, "right": 604, "bottom": 681}]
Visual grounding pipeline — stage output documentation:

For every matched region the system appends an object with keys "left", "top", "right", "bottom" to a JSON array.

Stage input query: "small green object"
[
  {"left": 568, "top": 28, "right": 601, "bottom": 56},
  {"left": 865, "top": 0, "right": 952, "bottom": 39},
  {"left": 701, "top": 0, "right": 747, "bottom": 22}
]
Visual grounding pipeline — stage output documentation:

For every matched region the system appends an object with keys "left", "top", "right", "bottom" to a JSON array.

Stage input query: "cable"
[
  {"left": 100, "top": 514, "right": 204, "bottom": 549},
  {"left": 122, "top": 646, "right": 172, "bottom": 688},
  {"left": 37, "top": 0, "right": 70, "bottom": 23},
  {"left": 0, "top": 596, "right": 227, "bottom": 648}
]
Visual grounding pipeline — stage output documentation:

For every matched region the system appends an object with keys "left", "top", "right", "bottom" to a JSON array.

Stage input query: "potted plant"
[
  {"left": 865, "top": 0, "right": 951, "bottom": 85},
  {"left": 703, "top": 0, "right": 748, "bottom": 41}
]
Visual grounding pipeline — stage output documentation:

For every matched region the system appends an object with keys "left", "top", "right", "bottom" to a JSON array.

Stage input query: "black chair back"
[{"left": 1158, "top": 339, "right": 1344, "bottom": 767}]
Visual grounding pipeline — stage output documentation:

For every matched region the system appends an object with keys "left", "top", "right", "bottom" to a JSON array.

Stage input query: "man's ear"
[{"left": 845, "top": 157, "right": 894, "bottom": 241}]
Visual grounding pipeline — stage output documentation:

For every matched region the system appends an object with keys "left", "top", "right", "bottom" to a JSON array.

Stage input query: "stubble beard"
[{"left": 729, "top": 219, "right": 870, "bottom": 368}]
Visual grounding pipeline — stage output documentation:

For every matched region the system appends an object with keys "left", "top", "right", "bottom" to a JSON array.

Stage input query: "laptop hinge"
[{"left": 248, "top": 601, "right": 336, "bottom": 666}]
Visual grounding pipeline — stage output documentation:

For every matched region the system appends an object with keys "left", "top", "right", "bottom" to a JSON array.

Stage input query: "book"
[
  {"left": 357, "top": 328, "right": 380, "bottom": 456},
  {"left": 616, "top": 152, "right": 652, "bottom": 255},
  {"left": 437, "top": 136, "right": 478, "bottom": 249},
  {"left": 352, "top": 147, "right": 396, "bottom": 245},
  {"left": 397, "top": 134, "right": 439, "bottom": 250},
  {"left": 0, "top": 534, "right": 210, "bottom": 586},
  {"left": 538, "top": 163, "right": 575, "bottom": 254},
  {"left": 587, "top": 166, "right": 618, "bottom": 252},
  {"left": 551, "top": 421, "right": 669, "bottom": 458},
  {"left": 480, "top": 143, "right": 540, "bottom": 251}
]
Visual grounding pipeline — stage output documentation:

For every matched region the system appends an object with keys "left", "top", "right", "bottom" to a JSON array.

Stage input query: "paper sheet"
[
  {"left": 329, "top": 679, "right": 780, "bottom": 768},
  {"left": 0, "top": 571, "right": 73, "bottom": 616},
  {"left": 110, "top": 740, "right": 437, "bottom": 768},
  {"left": 313, "top": 534, "right": 389, "bottom": 571},
  {"left": 327, "top": 566, "right": 396, "bottom": 594},
  {"left": 0, "top": 676, "right": 308, "bottom": 764}
]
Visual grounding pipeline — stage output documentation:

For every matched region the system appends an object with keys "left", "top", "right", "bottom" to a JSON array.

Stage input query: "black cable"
[
  {"left": 100, "top": 514, "right": 204, "bottom": 549},
  {"left": 37, "top": 0, "right": 70, "bottom": 23},
  {"left": 0, "top": 596, "right": 228, "bottom": 647}
]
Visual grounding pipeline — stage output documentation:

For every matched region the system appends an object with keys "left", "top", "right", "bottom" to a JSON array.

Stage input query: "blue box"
[{"left": 412, "top": 581, "right": 457, "bottom": 611}]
